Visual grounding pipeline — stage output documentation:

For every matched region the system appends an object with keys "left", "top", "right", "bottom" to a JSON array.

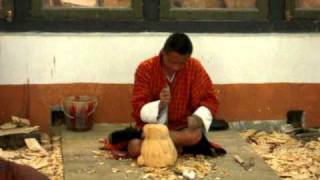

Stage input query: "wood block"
[
  {"left": 11, "top": 116, "right": 31, "bottom": 127},
  {"left": 0, "top": 122, "right": 17, "bottom": 130},
  {"left": 0, "top": 130, "right": 41, "bottom": 150},
  {"left": 25, "top": 138, "right": 48, "bottom": 156}
]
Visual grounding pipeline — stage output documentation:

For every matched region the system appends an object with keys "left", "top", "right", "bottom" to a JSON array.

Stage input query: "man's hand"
[
  {"left": 187, "top": 115, "right": 203, "bottom": 129},
  {"left": 159, "top": 85, "right": 171, "bottom": 110}
]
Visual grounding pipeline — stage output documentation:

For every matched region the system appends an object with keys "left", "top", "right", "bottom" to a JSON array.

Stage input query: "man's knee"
[
  {"left": 170, "top": 128, "right": 202, "bottom": 146},
  {"left": 185, "top": 128, "right": 202, "bottom": 146},
  {"left": 127, "top": 139, "right": 142, "bottom": 158}
]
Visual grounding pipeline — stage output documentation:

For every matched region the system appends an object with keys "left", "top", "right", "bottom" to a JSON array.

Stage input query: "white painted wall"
[{"left": 0, "top": 33, "right": 320, "bottom": 85}]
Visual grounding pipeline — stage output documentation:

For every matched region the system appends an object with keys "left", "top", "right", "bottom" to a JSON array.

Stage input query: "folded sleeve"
[
  {"left": 140, "top": 99, "right": 169, "bottom": 125},
  {"left": 140, "top": 100, "right": 159, "bottom": 123},
  {"left": 193, "top": 106, "right": 212, "bottom": 132}
]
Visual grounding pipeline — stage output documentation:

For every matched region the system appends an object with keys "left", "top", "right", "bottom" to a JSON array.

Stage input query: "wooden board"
[{"left": 0, "top": 126, "right": 39, "bottom": 137}]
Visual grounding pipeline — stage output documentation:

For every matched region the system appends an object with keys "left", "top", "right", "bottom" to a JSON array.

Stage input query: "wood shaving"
[
  {"left": 140, "top": 155, "right": 215, "bottom": 179},
  {"left": 0, "top": 122, "right": 17, "bottom": 130},
  {"left": 11, "top": 116, "right": 30, "bottom": 127},
  {"left": 24, "top": 138, "right": 49, "bottom": 156},
  {"left": 0, "top": 137, "right": 64, "bottom": 180},
  {"left": 112, "top": 168, "right": 120, "bottom": 173},
  {"left": 241, "top": 130, "right": 320, "bottom": 180}
]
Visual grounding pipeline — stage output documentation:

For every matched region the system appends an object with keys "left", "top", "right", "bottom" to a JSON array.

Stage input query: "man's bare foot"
[{"left": 127, "top": 139, "right": 142, "bottom": 158}]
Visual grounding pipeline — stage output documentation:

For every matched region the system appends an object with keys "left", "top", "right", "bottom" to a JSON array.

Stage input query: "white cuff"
[
  {"left": 193, "top": 106, "right": 213, "bottom": 132},
  {"left": 140, "top": 100, "right": 160, "bottom": 123}
]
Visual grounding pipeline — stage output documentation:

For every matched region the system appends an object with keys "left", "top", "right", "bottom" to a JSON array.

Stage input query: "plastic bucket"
[{"left": 61, "top": 96, "right": 98, "bottom": 131}]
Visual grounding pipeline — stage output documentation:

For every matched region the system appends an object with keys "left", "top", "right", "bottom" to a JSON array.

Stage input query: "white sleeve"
[
  {"left": 140, "top": 100, "right": 160, "bottom": 123},
  {"left": 193, "top": 106, "right": 213, "bottom": 132}
]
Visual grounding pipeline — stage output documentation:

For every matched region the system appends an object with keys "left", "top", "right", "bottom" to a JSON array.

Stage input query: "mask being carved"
[{"left": 137, "top": 124, "right": 177, "bottom": 167}]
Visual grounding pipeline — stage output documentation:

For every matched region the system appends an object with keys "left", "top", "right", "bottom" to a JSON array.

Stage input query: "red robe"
[{"left": 131, "top": 54, "right": 218, "bottom": 130}]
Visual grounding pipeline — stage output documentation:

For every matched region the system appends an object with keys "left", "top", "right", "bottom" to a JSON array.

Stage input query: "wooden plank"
[
  {"left": 0, "top": 126, "right": 39, "bottom": 137},
  {"left": 11, "top": 116, "right": 30, "bottom": 127},
  {"left": 0, "top": 130, "right": 41, "bottom": 149},
  {"left": 24, "top": 138, "right": 49, "bottom": 156},
  {"left": 0, "top": 122, "right": 17, "bottom": 130}
]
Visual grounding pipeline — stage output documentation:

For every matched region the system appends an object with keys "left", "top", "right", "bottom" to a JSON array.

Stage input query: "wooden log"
[
  {"left": 0, "top": 126, "right": 39, "bottom": 137},
  {"left": 11, "top": 116, "right": 30, "bottom": 127},
  {"left": 0, "top": 122, "right": 17, "bottom": 130},
  {"left": 0, "top": 127, "right": 41, "bottom": 149}
]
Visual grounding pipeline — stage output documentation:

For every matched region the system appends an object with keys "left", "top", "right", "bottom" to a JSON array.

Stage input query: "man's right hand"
[{"left": 159, "top": 85, "right": 171, "bottom": 110}]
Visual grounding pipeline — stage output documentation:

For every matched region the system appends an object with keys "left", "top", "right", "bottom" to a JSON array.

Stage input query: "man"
[{"left": 128, "top": 33, "right": 220, "bottom": 157}]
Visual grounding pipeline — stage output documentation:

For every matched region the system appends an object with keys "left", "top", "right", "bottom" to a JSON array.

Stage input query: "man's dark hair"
[{"left": 163, "top": 33, "right": 193, "bottom": 55}]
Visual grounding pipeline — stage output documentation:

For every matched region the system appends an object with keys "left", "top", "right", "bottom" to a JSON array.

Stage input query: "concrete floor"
[{"left": 61, "top": 124, "right": 279, "bottom": 180}]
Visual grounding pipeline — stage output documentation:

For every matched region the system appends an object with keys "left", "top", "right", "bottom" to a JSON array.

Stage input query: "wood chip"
[
  {"left": 112, "top": 168, "right": 119, "bottom": 173},
  {"left": 24, "top": 138, "right": 48, "bottom": 156},
  {"left": 130, "top": 162, "right": 136, "bottom": 167},
  {"left": 11, "top": 116, "right": 30, "bottom": 127},
  {"left": 0, "top": 150, "right": 18, "bottom": 159},
  {"left": 0, "top": 122, "right": 18, "bottom": 130},
  {"left": 125, "top": 169, "right": 133, "bottom": 173},
  {"left": 87, "top": 169, "right": 96, "bottom": 174},
  {"left": 1, "top": 135, "right": 63, "bottom": 180},
  {"left": 32, "top": 160, "right": 49, "bottom": 170},
  {"left": 242, "top": 130, "right": 320, "bottom": 179},
  {"left": 0, "top": 126, "right": 39, "bottom": 137},
  {"left": 142, "top": 173, "right": 151, "bottom": 179},
  {"left": 92, "top": 150, "right": 103, "bottom": 156},
  {"left": 51, "top": 136, "right": 61, "bottom": 142}
]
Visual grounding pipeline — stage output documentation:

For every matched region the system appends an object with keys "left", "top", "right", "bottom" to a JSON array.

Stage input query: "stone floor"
[{"left": 61, "top": 124, "right": 279, "bottom": 180}]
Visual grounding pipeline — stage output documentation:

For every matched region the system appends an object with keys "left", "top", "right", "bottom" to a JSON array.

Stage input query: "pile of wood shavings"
[
  {"left": 0, "top": 136, "right": 64, "bottom": 180},
  {"left": 141, "top": 155, "right": 216, "bottom": 180},
  {"left": 241, "top": 130, "right": 320, "bottom": 180}
]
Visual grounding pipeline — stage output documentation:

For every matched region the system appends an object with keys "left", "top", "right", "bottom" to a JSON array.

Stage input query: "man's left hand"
[{"left": 187, "top": 115, "right": 203, "bottom": 129}]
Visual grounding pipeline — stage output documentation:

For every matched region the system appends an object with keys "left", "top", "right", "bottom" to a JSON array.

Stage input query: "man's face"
[{"left": 162, "top": 51, "right": 190, "bottom": 73}]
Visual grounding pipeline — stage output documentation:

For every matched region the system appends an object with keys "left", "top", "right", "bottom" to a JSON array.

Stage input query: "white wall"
[{"left": 0, "top": 33, "right": 320, "bottom": 85}]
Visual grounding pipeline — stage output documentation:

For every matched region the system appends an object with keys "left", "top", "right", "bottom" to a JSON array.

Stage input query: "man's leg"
[
  {"left": 127, "top": 139, "right": 142, "bottom": 158},
  {"left": 127, "top": 128, "right": 202, "bottom": 158},
  {"left": 170, "top": 128, "right": 202, "bottom": 146}
]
